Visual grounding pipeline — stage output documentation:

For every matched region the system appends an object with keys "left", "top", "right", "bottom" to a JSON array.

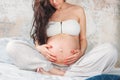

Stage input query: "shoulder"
[
  {"left": 73, "top": 5, "right": 85, "bottom": 16},
  {"left": 68, "top": 3, "right": 85, "bottom": 16},
  {"left": 68, "top": 3, "right": 85, "bottom": 13}
]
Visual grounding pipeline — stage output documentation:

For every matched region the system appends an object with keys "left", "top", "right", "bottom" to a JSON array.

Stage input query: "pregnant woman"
[{"left": 6, "top": 0, "right": 118, "bottom": 77}]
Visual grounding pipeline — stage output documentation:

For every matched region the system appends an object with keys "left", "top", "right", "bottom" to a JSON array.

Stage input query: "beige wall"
[
  {"left": 0, "top": 0, "right": 33, "bottom": 38},
  {"left": 0, "top": 0, "right": 120, "bottom": 67}
]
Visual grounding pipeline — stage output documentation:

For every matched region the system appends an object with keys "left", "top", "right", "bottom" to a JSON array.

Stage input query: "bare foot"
[{"left": 36, "top": 67, "right": 51, "bottom": 75}]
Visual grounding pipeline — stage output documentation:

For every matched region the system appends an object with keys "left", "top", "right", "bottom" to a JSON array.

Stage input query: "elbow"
[{"left": 80, "top": 37, "right": 87, "bottom": 42}]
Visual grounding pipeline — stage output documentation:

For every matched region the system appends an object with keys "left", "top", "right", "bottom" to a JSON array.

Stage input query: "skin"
[{"left": 35, "top": 0, "right": 87, "bottom": 76}]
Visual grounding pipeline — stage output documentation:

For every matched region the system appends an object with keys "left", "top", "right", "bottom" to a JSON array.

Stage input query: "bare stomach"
[{"left": 47, "top": 34, "right": 79, "bottom": 65}]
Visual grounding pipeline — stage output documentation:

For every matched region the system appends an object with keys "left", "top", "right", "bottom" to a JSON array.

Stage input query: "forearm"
[{"left": 80, "top": 39, "right": 87, "bottom": 55}]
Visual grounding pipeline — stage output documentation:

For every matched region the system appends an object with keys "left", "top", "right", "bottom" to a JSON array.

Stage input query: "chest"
[
  {"left": 46, "top": 20, "right": 80, "bottom": 37},
  {"left": 50, "top": 9, "right": 77, "bottom": 21}
]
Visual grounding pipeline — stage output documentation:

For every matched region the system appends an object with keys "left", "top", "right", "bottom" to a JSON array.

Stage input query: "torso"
[
  {"left": 47, "top": 34, "right": 80, "bottom": 65},
  {"left": 46, "top": 3, "right": 82, "bottom": 65}
]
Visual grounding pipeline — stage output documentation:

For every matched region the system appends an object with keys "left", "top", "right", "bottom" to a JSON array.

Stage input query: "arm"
[
  {"left": 78, "top": 7, "right": 87, "bottom": 55},
  {"left": 65, "top": 7, "right": 87, "bottom": 65}
]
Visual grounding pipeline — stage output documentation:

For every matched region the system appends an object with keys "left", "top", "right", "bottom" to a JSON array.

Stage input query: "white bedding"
[
  {"left": 0, "top": 62, "right": 80, "bottom": 80},
  {"left": 0, "top": 37, "right": 119, "bottom": 80},
  {"left": 0, "top": 37, "right": 87, "bottom": 80}
]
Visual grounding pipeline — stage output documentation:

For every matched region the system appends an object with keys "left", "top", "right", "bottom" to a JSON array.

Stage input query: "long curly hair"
[{"left": 31, "top": 0, "right": 56, "bottom": 45}]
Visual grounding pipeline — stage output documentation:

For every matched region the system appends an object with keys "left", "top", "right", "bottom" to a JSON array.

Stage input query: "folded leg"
[
  {"left": 6, "top": 40, "right": 53, "bottom": 71},
  {"left": 65, "top": 43, "right": 118, "bottom": 77}
]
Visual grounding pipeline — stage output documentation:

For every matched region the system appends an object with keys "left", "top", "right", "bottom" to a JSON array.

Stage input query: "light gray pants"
[{"left": 6, "top": 40, "right": 118, "bottom": 77}]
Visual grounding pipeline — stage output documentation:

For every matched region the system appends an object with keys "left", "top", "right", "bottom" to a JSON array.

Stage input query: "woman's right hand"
[{"left": 36, "top": 44, "right": 57, "bottom": 62}]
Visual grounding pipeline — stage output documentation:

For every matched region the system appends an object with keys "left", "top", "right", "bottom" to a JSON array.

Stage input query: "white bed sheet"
[
  {"left": 0, "top": 37, "right": 119, "bottom": 80},
  {"left": 0, "top": 62, "right": 87, "bottom": 80},
  {"left": 0, "top": 37, "right": 87, "bottom": 80}
]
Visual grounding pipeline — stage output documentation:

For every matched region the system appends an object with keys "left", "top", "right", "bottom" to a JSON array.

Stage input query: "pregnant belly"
[{"left": 47, "top": 34, "right": 79, "bottom": 65}]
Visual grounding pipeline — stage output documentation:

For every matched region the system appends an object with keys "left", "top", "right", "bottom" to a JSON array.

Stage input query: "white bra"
[{"left": 46, "top": 19, "right": 80, "bottom": 37}]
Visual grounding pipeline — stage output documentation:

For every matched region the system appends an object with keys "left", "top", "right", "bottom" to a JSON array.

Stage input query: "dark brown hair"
[{"left": 31, "top": 0, "right": 56, "bottom": 45}]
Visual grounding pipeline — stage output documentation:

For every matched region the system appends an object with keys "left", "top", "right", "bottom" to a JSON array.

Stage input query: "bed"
[{"left": 0, "top": 37, "right": 120, "bottom": 80}]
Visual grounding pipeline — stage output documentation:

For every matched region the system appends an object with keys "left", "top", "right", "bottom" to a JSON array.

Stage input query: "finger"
[
  {"left": 49, "top": 53, "right": 56, "bottom": 57},
  {"left": 71, "top": 49, "right": 77, "bottom": 54},
  {"left": 65, "top": 60, "right": 75, "bottom": 65},
  {"left": 65, "top": 57, "right": 76, "bottom": 62},
  {"left": 47, "top": 54, "right": 56, "bottom": 60},
  {"left": 65, "top": 54, "right": 80, "bottom": 63},
  {"left": 46, "top": 50, "right": 56, "bottom": 57},
  {"left": 46, "top": 56, "right": 54, "bottom": 62},
  {"left": 46, "top": 52, "right": 56, "bottom": 58},
  {"left": 65, "top": 58, "right": 77, "bottom": 64},
  {"left": 66, "top": 60, "right": 76, "bottom": 65},
  {"left": 65, "top": 55, "right": 76, "bottom": 60},
  {"left": 71, "top": 49, "right": 75, "bottom": 54},
  {"left": 46, "top": 54, "right": 57, "bottom": 61},
  {"left": 71, "top": 49, "right": 80, "bottom": 54},
  {"left": 69, "top": 53, "right": 81, "bottom": 60},
  {"left": 48, "top": 57, "right": 56, "bottom": 62},
  {"left": 74, "top": 49, "right": 80, "bottom": 53},
  {"left": 44, "top": 44, "right": 52, "bottom": 48},
  {"left": 46, "top": 55, "right": 55, "bottom": 61},
  {"left": 65, "top": 57, "right": 75, "bottom": 61}
]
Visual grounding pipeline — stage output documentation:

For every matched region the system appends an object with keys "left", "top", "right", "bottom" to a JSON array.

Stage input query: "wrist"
[
  {"left": 35, "top": 45, "right": 42, "bottom": 52},
  {"left": 81, "top": 49, "right": 85, "bottom": 55}
]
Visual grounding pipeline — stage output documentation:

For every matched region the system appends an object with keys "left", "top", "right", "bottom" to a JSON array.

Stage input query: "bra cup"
[
  {"left": 63, "top": 21, "right": 80, "bottom": 36},
  {"left": 47, "top": 20, "right": 80, "bottom": 37},
  {"left": 47, "top": 23, "right": 61, "bottom": 37}
]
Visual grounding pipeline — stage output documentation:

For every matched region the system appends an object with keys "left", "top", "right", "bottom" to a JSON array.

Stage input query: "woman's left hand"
[{"left": 64, "top": 49, "right": 82, "bottom": 65}]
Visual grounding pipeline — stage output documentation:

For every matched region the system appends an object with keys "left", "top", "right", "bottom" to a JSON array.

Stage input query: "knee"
[
  {"left": 103, "top": 43, "right": 118, "bottom": 61},
  {"left": 104, "top": 43, "right": 117, "bottom": 55},
  {"left": 6, "top": 40, "right": 20, "bottom": 56}
]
